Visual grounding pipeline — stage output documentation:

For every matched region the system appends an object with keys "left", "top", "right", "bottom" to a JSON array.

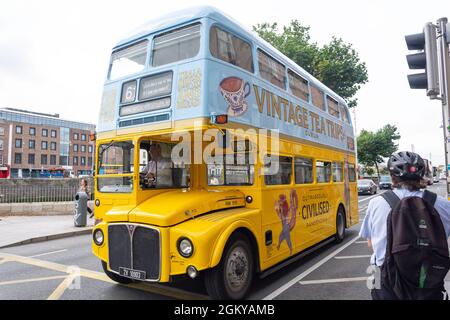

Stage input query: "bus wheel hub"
[{"left": 226, "top": 247, "right": 248, "bottom": 289}]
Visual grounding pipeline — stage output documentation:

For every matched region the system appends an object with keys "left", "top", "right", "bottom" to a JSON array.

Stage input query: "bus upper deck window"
[
  {"left": 257, "top": 49, "right": 286, "bottom": 90},
  {"left": 109, "top": 40, "right": 148, "bottom": 81},
  {"left": 210, "top": 26, "right": 253, "bottom": 73},
  {"left": 327, "top": 96, "right": 340, "bottom": 118},
  {"left": 288, "top": 70, "right": 309, "bottom": 102},
  {"left": 152, "top": 24, "right": 201, "bottom": 67},
  {"left": 311, "top": 86, "right": 325, "bottom": 111}
]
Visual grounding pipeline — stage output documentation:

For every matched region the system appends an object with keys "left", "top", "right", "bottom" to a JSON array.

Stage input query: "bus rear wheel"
[
  {"left": 101, "top": 261, "right": 134, "bottom": 284},
  {"left": 204, "top": 234, "right": 254, "bottom": 300},
  {"left": 334, "top": 207, "right": 346, "bottom": 243}
]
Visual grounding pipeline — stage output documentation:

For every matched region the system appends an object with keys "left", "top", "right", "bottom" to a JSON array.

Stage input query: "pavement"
[{"left": 0, "top": 215, "right": 94, "bottom": 248}]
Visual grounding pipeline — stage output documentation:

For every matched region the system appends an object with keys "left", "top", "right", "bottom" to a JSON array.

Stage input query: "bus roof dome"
[{"left": 115, "top": 5, "right": 228, "bottom": 48}]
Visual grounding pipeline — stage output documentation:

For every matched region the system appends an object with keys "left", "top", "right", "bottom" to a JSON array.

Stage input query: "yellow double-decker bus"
[{"left": 92, "top": 6, "right": 358, "bottom": 299}]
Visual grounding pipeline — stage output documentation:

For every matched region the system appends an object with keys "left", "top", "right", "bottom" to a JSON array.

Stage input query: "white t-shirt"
[
  {"left": 142, "top": 159, "right": 172, "bottom": 187},
  {"left": 359, "top": 188, "right": 450, "bottom": 266}
]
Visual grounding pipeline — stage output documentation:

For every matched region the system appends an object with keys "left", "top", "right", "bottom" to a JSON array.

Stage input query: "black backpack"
[{"left": 380, "top": 190, "right": 450, "bottom": 300}]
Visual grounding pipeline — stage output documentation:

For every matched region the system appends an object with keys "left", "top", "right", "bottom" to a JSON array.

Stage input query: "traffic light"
[{"left": 405, "top": 23, "right": 440, "bottom": 98}]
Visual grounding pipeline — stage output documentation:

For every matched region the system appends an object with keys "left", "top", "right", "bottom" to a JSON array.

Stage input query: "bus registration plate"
[{"left": 119, "top": 267, "right": 146, "bottom": 280}]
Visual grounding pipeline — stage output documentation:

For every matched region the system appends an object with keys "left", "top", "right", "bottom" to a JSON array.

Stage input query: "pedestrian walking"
[
  {"left": 79, "top": 178, "right": 94, "bottom": 219},
  {"left": 360, "top": 151, "right": 450, "bottom": 300}
]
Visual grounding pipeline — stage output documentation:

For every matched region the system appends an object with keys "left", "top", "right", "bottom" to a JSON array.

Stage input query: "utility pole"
[{"left": 437, "top": 18, "right": 450, "bottom": 199}]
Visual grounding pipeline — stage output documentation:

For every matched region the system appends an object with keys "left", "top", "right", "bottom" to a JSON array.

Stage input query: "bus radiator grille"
[{"left": 108, "top": 224, "right": 160, "bottom": 281}]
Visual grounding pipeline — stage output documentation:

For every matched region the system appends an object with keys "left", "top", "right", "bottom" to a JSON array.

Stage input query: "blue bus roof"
[{"left": 114, "top": 6, "right": 347, "bottom": 107}]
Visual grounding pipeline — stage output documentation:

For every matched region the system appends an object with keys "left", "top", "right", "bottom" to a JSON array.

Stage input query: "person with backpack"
[{"left": 359, "top": 151, "right": 450, "bottom": 300}]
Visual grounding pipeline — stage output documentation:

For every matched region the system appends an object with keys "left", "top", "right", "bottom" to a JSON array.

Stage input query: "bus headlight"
[
  {"left": 93, "top": 229, "right": 104, "bottom": 246},
  {"left": 95, "top": 199, "right": 100, "bottom": 207},
  {"left": 177, "top": 237, "right": 194, "bottom": 258}
]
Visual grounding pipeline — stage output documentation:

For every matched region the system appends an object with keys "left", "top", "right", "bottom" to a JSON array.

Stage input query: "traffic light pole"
[{"left": 437, "top": 18, "right": 450, "bottom": 199}]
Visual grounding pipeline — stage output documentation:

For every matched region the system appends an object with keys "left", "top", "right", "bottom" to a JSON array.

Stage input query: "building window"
[
  {"left": 0, "top": 127, "right": 4, "bottom": 135},
  {"left": 51, "top": 130, "right": 57, "bottom": 138},
  {"left": 81, "top": 156, "right": 86, "bottom": 166},
  {"left": 81, "top": 145, "right": 86, "bottom": 153},
  {"left": 50, "top": 155, "right": 57, "bottom": 165},
  {"left": 88, "top": 157, "right": 93, "bottom": 167},
  {"left": 50, "top": 142, "right": 57, "bottom": 150},
  {"left": 15, "top": 139, "right": 22, "bottom": 148},
  {"left": 29, "top": 127, "right": 36, "bottom": 136},
  {"left": 42, "top": 129, "right": 48, "bottom": 137},
  {"left": 73, "top": 144, "right": 78, "bottom": 152},
  {"left": 74, "top": 133, "right": 79, "bottom": 140},
  {"left": 16, "top": 126, "right": 22, "bottom": 134},
  {"left": 29, "top": 140, "right": 36, "bottom": 149},
  {"left": 81, "top": 134, "right": 86, "bottom": 141},
  {"left": 14, "top": 153, "right": 22, "bottom": 164},
  {"left": 88, "top": 145, "right": 93, "bottom": 153},
  {"left": 0, "top": 139, "right": 3, "bottom": 151},
  {"left": 41, "top": 141, "right": 48, "bottom": 150},
  {"left": 0, "top": 154, "right": 3, "bottom": 165},
  {"left": 28, "top": 154, "right": 35, "bottom": 165},
  {"left": 73, "top": 156, "right": 78, "bottom": 165},
  {"left": 59, "top": 156, "right": 68, "bottom": 166},
  {"left": 41, "top": 154, "right": 48, "bottom": 165}
]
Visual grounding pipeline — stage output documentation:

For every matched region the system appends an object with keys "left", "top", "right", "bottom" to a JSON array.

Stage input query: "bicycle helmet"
[{"left": 387, "top": 151, "right": 425, "bottom": 180}]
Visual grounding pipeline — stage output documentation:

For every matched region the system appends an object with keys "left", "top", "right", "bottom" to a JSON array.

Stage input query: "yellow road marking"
[
  {"left": 0, "top": 258, "right": 8, "bottom": 265},
  {"left": 0, "top": 275, "right": 67, "bottom": 286},
  {"left": 0, "top": 253, "right": 208, "bottom": 300},
  {"left": 47, "top": 274, "right": 79, "bottom": 300}
]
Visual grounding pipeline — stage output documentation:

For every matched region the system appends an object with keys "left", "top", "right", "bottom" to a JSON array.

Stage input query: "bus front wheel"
[
  {"left": 101, "top": 261, "right": 134, "bottom": 284},
  {"left": 334, "top": 207, "right": 346, "bottom": 243},
  {"left": 204, "top": 234, "right": 254, "bottom": 300}
]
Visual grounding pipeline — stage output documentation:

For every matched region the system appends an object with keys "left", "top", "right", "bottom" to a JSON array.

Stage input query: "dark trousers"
[{"left": 372, "top": 285, "right": 448, "bottom": 300}]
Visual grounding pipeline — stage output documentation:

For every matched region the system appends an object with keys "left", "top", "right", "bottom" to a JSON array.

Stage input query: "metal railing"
[{"left": 0, "top": 185, "right": 93, "bottom": 203}]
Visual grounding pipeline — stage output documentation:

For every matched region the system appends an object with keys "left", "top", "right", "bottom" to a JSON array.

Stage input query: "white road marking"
[
  {"left": 299, "top": 276, "right": 369, "bottom": 285},
  {"left": 358, "top": 191, "right": 386, "bottom": 203},
  {"left": 262, "top": 235, "right": 360, "bottom": 300},
  {"left": 29, "top": 249, "right": 67, "bottom": 258},
  {"left": 355, "top": 241, "right": 368, "bottom": 244},
  {"left": 334, "top": 255, "right": 371, "bottom": 259}
]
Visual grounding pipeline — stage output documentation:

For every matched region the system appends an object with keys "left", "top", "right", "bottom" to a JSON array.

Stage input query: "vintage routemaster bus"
[{"left": 92, "top": 6, "right": 358, "bottom": 299}]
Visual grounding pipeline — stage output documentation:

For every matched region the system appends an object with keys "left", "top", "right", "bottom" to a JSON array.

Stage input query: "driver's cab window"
[{"left": 139, "top": 141, "right": 190, "bottom": 189}]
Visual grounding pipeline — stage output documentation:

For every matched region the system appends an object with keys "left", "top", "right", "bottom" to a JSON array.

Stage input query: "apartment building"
[{"left": 0, "top": 108, "right": 95, "bottom": 178}]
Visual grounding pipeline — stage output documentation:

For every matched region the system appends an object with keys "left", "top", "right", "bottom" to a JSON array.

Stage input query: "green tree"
[
  {"left": 357, "top": 124, "right": 401, "bottom": 179},
  {"left": 253, "top": 21, "right": 368, "bottom": 107}
]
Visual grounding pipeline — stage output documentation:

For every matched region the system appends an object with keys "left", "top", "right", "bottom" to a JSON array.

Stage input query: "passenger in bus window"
[{"left": 141, "top": 143, "right": 173, "bottom": 188}]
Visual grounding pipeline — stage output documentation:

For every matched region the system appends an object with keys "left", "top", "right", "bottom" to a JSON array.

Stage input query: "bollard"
[{"left": 74, "top": 191, "right": 88, "bottom": 227}]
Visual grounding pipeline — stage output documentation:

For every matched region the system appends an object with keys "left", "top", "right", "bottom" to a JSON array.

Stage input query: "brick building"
[{"left": 0, "top": 108, "right": 95, "bottom": 178}]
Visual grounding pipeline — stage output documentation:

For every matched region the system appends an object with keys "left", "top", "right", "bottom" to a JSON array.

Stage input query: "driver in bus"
[{"left": 141, "top": 143, "right": 173, "bottom": 188}]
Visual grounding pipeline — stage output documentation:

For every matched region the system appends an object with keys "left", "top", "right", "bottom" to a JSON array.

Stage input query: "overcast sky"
[{"left": 1, "top": 0, "right": 449, "bottom": 166}]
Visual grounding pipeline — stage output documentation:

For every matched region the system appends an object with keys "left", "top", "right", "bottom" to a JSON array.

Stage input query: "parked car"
[
  {"left": 358, "top": 179, "right": 378, "bottom": 195},
  {"left": 379, "top": 175, "right": 393, "bottom": 190}
]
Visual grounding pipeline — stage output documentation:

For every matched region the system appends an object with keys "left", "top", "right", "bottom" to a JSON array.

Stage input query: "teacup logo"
[{"left": 219, "top": 76, "right": 250, "bottom": 117}]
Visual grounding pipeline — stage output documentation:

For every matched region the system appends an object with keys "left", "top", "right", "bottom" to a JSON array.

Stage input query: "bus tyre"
[
  {"left": 204, "top": 234, "right": 254, "bottom": 300},
  {"left": 334, "top": 207, "right": 346, "bottom": 243},
  {"left": 101, "top": 260, "right": 133, "bottom": 284}
]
